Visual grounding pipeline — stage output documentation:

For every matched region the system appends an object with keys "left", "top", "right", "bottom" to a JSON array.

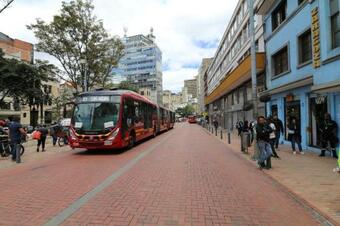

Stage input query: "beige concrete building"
[
  {"left": 184, "top": 78, "right": 197, "bottom": 98},
  {"left": 139, "top": 88, "right": 153, "bottom": 101},
  {"left": 197, "top": 58, "right": 213, "bottom": 114},
  {"left": 162, "top": 90, "right": 184, "bottom": 111}
]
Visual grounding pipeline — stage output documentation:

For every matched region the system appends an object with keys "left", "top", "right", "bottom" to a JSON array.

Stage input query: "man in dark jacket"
[
  {"left": 256, "top": 116, "right": 273, "bottom": 169},
  {"left": 8, "top": 116, "right": 26, "bottom": 163},
  {"left": 272, "top": 115, "right": 284, "bottom": 149},
  {"left": 319, "top": 113, "right": 338, "bottom": 158}
]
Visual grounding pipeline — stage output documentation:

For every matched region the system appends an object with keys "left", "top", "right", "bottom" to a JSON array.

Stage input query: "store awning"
[
  {"left": 259, "top": 76, "right": 313, "bottom": 100},
  {"left": 311, "top": 80, "right": 340, "bottom": 94},
  {"left": 205, "top": 53, "right": 265, "bottom": 105}
]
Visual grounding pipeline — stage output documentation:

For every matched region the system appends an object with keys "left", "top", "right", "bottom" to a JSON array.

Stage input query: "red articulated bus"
[{"left": 69, "top": 89, "right": 175, "bottom": 150}]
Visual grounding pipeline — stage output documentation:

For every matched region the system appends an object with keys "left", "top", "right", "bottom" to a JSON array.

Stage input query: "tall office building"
[
  {"left": 184, "top": 78, "right": 197, "bottom": 98},
  {"left": 115, "top": 29, "right": 163, "bottom": 104}
]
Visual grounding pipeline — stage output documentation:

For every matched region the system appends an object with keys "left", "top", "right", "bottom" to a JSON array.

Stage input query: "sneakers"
[
  {"left": 36, "top": 148, "right": 39, "bottom": 152},
  {"left": 293, "top": 151, "right": 296, "bottom": 155},
  {"left": 300, "top": 151, "right": 305, "bottom": 155}
]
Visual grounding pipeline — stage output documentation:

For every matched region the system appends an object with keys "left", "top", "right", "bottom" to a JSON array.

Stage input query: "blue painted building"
[{"left": 257, "top": 0, "right": 340, "bottom": 151}]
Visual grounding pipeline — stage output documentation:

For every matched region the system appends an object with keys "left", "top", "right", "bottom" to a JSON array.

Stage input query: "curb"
[{"left": 201, "top": 125, "right": 339, "bottom": 226}]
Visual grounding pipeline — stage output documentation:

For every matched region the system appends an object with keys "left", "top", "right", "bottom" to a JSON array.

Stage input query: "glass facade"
[{"left": 113, "top": 34, "right": 163, "bottom": 104}]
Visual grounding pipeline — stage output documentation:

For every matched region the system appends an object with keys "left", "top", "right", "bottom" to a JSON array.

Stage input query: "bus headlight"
[
  {"left": 69, "top": 128, "right": 78, "bottom": 141},
  {"left": 107, "top": 128, "right": 120, "bottom": 141}
]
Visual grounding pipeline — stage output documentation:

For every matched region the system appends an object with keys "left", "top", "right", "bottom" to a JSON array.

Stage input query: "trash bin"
[{"left": 241, "top": 131, "right": 251, "bottom": 153}]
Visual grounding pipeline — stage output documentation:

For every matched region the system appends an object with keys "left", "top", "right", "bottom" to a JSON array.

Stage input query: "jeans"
[
  {"left": 11, "top": 143, "right": 21, "bottom": 163},
  {"left": 257, "top": 140, "right": 272, "bottom": 164},
  {"left": 291, "top": 136, "right": 302, "bottom": 151},
  {"left": 274, "top": 132, "right": 281, "bottom": 148}
]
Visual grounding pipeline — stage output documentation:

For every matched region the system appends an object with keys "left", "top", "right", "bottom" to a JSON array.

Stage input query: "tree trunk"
[{"left": 40, "top": 102, "right": 44, "bottom": 125}]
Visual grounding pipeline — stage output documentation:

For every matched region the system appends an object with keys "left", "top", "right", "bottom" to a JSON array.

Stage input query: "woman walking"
[
  {"left": 37, "top": 125, "right": 49, "bottom": 152},
  {"left": 287, "top": 117, "right": 304, "bottom": 155}
]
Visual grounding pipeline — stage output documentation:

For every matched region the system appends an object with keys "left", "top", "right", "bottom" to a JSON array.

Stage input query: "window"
[
  {"left": 330, "top": 0, "right": 340, "bottom": 49},
  {"left": 272, "top": 0, "right": 287, "bottom": 31},
  {"left": 298, "top": 29, "right": 312, "bottom": 64},
  {"left": 0, "top": 101, "right": 10, "bottom": 110},
  {"left": 272, "top": 46, "right": 289, "bottom": 76}
]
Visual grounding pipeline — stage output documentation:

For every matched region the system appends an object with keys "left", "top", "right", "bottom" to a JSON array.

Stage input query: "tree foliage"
[
  {"left": 27, "top": 0, "right": 124, "bottom": 94},
  {"left": 175, "top": 105, "right": 195, "bottom": 117},
  {"left": 0, "top": 49, "right": 57, "bottom": 108},
  {"left": 52, "top": 87, "right": 73, "bottom": 121}
]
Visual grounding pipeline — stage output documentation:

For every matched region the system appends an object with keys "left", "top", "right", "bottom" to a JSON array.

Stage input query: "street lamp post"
[{"left": 248, "top": 0, "right": 258, "bottom": 119}]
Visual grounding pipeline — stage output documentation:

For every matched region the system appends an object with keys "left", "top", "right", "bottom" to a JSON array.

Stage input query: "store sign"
[
  {"left": 315, "top": 96, "right": 327, "bottom": 104},
  {"left": 311, "top": 7, "right": 321, "bottom": 68}
]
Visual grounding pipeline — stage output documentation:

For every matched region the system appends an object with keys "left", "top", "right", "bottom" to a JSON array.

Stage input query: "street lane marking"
[{"left": 43, "top": 132, "right": 173, "bottom": 226}]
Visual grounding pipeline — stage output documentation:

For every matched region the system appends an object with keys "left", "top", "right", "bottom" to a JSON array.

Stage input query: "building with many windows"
[
  {"left": 258, "top": 0, "right": 340, "bottom": 150},
  {"left": 197, "top": 58, "right": 213, "bottom": 114},
  {"left": 116, "top": 30, "right": 163, "bottom": 104},
  {"left": 184, "top": 78, "right": 198, "bottom": 99},
  {"left": 204, "top": 0, "right": 266, "bottom": 130}
]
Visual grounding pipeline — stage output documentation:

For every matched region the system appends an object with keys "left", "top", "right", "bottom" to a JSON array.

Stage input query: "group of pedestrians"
[
  {"left": 234, "top": 112, "right": 339, "bottom": 170},
  {"left": 0, "top": 117, "right": 70, "bottom": 164}
]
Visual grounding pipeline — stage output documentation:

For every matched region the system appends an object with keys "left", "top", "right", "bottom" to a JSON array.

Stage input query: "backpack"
[{"left": 32, "top": 130, "right": 42, "bottom": 140}]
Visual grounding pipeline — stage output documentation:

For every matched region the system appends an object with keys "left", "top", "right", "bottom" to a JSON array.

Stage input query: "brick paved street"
[{"left": 0, "top": 124, "right": 330, "bottom": 226}]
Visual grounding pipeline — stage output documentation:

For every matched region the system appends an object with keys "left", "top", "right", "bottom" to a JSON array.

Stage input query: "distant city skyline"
[{"left": 0, "top": 0, "right": 238, "bottom": 92}]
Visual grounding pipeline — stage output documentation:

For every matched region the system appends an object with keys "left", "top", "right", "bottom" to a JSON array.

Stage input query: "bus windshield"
[{"left": 73, "top": 102, "right": 120, "bottom": 133}]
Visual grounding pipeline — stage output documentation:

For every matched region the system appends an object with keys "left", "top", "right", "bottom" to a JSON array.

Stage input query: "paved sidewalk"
[
  {"left": 0, "top": 124, "right": 325, "bottom": 226},
  {"left": 205, "top": 126, "right": 340, "bottom": 225},
  {"left": 0, "top": 137, "right": 70, "bottom": 170}
]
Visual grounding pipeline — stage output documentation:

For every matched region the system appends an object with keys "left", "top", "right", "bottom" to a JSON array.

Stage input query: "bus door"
[{"left": 122, "top": 98, "right": 134, "bottom": 141}]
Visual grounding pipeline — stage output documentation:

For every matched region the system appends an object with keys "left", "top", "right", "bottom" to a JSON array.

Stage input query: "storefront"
[
  {"left": 284, "top": 96, "right": 301, "bottom": 140},
  {"left": 308, "top": 95, "right": 328, "bottom": 147}
]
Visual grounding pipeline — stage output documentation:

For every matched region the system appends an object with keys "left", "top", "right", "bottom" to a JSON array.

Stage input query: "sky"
[{"left": 0, "top": 0, "right": 238, "bottom": 92}]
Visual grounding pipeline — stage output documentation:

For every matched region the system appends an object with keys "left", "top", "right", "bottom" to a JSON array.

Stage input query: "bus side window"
[{"left": 123, "top": 98, "right": 134, "bottom": 129}]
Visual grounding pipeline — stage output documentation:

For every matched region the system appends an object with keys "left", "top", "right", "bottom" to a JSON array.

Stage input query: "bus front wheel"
[{"left": 128, "top": 133, "right": 135, "bottom": 149}]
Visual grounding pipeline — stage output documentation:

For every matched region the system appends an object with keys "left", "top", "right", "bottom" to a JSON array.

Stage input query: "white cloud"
[{"left": 0, "top": 0, "right": 238, "bottom": 92}]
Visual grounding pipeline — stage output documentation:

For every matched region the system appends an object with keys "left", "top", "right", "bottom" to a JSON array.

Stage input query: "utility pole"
[{"left": 248, "top": 0, "right": 258, "bottom": 119}]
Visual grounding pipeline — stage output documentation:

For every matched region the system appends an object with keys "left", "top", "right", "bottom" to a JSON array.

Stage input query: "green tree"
[
  {"left": 27, "top": 0, "right": 124, "bottom": 94},
  {"left": 52, "top": 86, "right": 74, "bottom": 121},
  {"left": 175, "top": 105, "right": 195, "bottom": 117},
  {"left": 0, "top": 50, "right": 57, "bottom": 107}
]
